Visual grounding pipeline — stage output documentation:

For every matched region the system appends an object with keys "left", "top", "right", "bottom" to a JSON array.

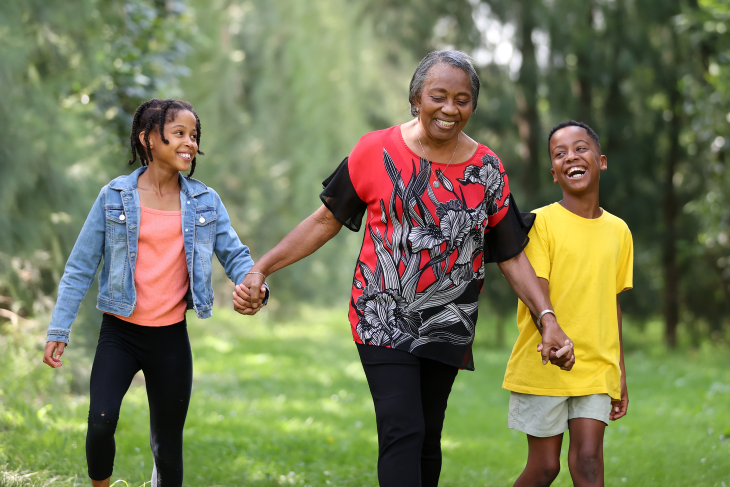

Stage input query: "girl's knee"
[
  {"left": 87, "top": 408, "right": 120, "bottom": 434},
  {"left": 88, "top": 406, "right": 119, "bottom": 423},
  {"left": 86, "top": 420, "right": 117, "bottom": 447}
]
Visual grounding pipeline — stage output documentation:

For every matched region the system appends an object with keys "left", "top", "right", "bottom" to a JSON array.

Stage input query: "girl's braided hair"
[{"left": 128, "top": 99, "right": 204, "bottom": 178}]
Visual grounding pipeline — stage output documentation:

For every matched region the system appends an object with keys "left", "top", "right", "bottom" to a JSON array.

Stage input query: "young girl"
[{"left": 42, "top": 99, "right": 266, "bottom": 487}]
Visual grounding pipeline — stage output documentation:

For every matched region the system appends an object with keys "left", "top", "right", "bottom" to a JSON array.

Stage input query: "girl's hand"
[
  {"left": 232, "top": 281, "right": 266, "bottom": 315},
  {"left": 43, "top": 341, "right": 66, "bottom": 368}
]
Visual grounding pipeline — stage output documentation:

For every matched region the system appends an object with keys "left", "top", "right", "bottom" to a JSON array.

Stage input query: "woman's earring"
[{"left": 416, "top": 107, "right": 420, "bottom": 113}]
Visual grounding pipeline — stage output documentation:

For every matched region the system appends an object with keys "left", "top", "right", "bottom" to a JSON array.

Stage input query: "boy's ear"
[
  {"left": 599, "top": 154, "right": 607, "bottom": 171},
  {"left": 550, "top": 166, "right": 558, "bottom": 184}
]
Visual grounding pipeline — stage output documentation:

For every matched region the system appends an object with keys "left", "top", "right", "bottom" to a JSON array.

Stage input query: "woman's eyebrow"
[{"left": 427, "top": 87, "right": 471, "bottom": 96}]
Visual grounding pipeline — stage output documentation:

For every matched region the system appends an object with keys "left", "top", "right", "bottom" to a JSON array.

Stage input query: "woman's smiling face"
[{"left": 414, "top": 64, "right": 474, "bottom": 142}]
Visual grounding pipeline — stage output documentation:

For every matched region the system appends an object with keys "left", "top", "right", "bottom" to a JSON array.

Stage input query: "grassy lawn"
[{"left": 1, "top": 307, "right": 729, "bottom": 486}]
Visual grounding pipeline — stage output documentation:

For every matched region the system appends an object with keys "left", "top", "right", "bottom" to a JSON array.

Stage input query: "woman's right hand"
[
  {"left": 233, "top": 279, "right": 267, "bottom": 315},
  {"left": 43, "top": 341, "right": 66, "bottom": 368},
  {"left": 231, "top": 204, "right": 343, "bottom": 315}
]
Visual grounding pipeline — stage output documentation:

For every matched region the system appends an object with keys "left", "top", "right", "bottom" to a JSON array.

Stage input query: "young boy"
[{"left": 503, "top": 120, "right": 633, "bottom": 487}]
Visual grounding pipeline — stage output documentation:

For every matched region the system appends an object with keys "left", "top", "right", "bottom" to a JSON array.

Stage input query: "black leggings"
[
  {"left": 86, "top": 314, "right": 192, "bottom": 485},
  {"left": 357, "top": 343, "right": 459, "bottom": 487}
]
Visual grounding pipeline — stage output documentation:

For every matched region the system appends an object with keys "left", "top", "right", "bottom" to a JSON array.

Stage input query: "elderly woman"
[{"left": 235, "top": 50, "right": 574, "bottom": 487}]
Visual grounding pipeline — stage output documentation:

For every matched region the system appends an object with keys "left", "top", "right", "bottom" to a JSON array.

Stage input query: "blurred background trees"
[{"left": 0, "top": 0, "right": 727, "bottom": 348}]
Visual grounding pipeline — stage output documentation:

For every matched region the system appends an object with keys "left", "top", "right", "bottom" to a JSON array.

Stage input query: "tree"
[{"left": 0, "top": 0, "right": 195, "bottom": 334}]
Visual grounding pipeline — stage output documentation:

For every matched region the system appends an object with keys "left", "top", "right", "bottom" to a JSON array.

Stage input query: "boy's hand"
[
  {"left": 610, "top": 384, "right": 629, "bottom": 420},
  {"left": 43, "top": 341, "right": 66, "bottom": 368},
  {"left": 232, "top": 283, "right": 267, "bottom": 315},
  {"left": 537, "top": 319, "right": 575, "bottom": 370}
]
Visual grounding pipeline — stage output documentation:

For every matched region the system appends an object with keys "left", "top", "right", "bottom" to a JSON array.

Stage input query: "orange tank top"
[{"left": 113, "top": 204, "right": 189, "bottom": 326}]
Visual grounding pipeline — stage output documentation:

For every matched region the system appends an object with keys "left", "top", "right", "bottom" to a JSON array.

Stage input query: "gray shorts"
[{"left": 508, "top": 392, "right": 612, "bottom": 437}]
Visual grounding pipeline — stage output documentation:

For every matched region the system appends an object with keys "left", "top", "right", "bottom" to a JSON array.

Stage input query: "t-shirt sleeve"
[
  {"left": 522, "top": 212, "right": 550, "bottom": 280},
  {"left": 483, "top": 193, "right": 534, "bottom": 263},
  {"left": 319, "top": 157, "right": 367, "bottom": 232},
  {"left": 616, "top": 226, "right": 634, "bottom": 293}
]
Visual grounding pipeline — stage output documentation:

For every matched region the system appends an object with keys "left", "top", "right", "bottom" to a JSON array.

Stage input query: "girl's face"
[{"left": 140, "top": 110, "right": 198, "bottom": 172}]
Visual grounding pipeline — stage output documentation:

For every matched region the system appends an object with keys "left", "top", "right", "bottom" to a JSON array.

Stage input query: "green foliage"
[
  {"left": 1, "top": 0, "right": 728, "bottom": 346},
  {"left": 0, "top": 0, "right": 195, "bottom": 321},
  {"left": 2, "top": 311, "right": 730, "bottom": 486},
  {"left": 465, "top": 0, "right": 730, "bottom": 340},
  {"left": 673, "top": 0, "right": 730, "bottom": 331},
  {"left": 179, "top": 0, "right": 414, "bottom": 305}
]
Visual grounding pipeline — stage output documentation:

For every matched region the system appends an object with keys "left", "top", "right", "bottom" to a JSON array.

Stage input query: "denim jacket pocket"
[
  {"left": 105, "top": 205, "right": 129, "bottom": 301},
  {"left": 194, "top": 208, "right": 217, "bottom": 244},
  {"left": 105, "top": 206, "right": 128, "bottom": 242}
]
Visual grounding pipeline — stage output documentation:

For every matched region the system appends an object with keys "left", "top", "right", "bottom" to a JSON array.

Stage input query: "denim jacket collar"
[{"left": 107, "top": 167, "right": 209, "bottom": 198}]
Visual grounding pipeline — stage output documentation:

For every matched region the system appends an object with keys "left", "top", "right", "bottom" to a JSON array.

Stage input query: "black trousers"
[
  {"left": 357, "top": 343, "right": 459, "bottom": 487},
  {"left": 86, "top": 314, "right": 192, "bottom": 485}
]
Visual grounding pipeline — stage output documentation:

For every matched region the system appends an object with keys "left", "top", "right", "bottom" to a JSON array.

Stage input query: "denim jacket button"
[
  {"left": 199, "top": 216, "right": 205, "bottom": 223},
  {"left": 187, "top": 201, "right": 190, "bottom": 204},
  {"left": 119, "top": 214, "right": 125, "bottom": 221},
  {"left": 185, "top": 228, "right": 188, "bottom": 232}
]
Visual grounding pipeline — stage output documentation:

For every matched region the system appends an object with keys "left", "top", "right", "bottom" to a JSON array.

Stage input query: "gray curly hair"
[{"left": 408, "top": 50, "right": 480, "bottom": 117}]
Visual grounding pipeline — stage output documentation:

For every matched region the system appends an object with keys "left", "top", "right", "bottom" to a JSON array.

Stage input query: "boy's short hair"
[{"left": 547, "top": 120, "right": 601, "bottom": 155}]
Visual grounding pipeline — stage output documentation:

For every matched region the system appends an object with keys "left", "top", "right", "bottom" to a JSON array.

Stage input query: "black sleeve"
[
  {"left": 319, "top": 157, "right": 368, "bottom": 232},
  {"left": 483, "top": 194, "right": 536, "bottom": 263}
]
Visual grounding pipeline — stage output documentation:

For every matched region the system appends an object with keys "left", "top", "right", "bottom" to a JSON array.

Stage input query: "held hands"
[
  {"left": 43, "top": 341, "right": 66, "bottom": 368},
  {"left": 232, "top": 272, "right": 266, "bottom": 315},
  {"left": 536, "top": 316, "right": 575, "bottom": 371}
]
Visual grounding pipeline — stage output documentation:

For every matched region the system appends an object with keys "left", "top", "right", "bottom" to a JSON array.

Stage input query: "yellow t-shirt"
[{"left": 502, "top": 203, "right": 633, "bottom": 400}]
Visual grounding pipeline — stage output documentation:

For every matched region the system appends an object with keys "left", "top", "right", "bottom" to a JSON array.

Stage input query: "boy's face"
[{"left": 549, "top": 126, "right": 607, "bottom": 196}]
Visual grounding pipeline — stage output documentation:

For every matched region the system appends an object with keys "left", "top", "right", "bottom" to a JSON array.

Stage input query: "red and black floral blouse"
[{"left": 321, "top": 126, "right": 530, "bottom": 370}]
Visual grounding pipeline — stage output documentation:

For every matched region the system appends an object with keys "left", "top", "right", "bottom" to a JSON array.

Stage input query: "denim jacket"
[{"left": 47, "top": 167, "right": 266, "bottom": 343}]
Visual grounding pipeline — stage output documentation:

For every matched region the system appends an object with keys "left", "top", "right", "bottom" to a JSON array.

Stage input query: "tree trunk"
[
  {"left": 577, "top": 2, "right": 595, "bottom": 125},
  {"left": 515, "top": 0, "right": 541, "bottom": 203},
  {"left": 663, "top": 81, "right": 681, "bottom": 349}
]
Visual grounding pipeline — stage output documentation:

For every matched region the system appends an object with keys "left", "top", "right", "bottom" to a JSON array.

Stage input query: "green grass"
[{"left": 1, "top": 308, "right": 729, "bottom": 486}]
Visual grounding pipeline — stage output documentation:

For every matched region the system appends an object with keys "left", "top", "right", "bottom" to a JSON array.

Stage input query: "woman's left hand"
[{"left": 497, "top": 251, "right": 576, "bottom": 370}]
